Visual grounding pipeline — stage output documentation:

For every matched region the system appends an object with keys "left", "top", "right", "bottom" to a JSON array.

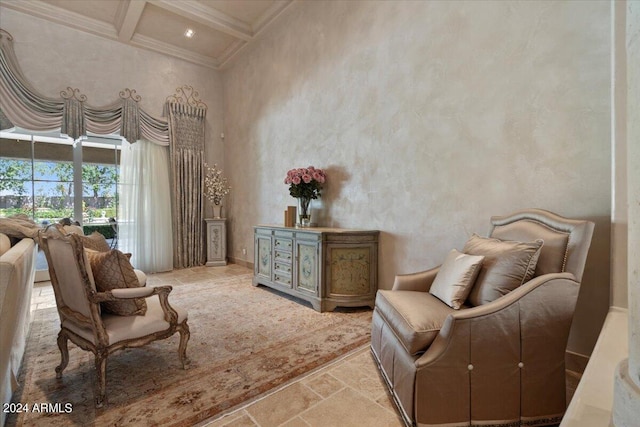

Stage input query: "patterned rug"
[{"left": 7, "top": 269, "right": 373, "bottom": 426}]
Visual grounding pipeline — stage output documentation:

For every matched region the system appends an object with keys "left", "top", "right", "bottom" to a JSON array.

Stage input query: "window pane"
[
  {"left": 83, "top": 160, "right": 118, "bottom": 224},
  {"left": 0, "top": 156, "right": 33, "bottom": 218},
  {"left": 33, "top": 180, "right": 73, "bottom": 225}
]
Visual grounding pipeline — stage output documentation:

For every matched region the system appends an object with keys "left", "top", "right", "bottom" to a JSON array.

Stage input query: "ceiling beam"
[
  {"left": 149, "top": 0, "right": 253, "bottom": 42},
  {"left": 117, "top": 0, "right": 147, "bottom": 42}
]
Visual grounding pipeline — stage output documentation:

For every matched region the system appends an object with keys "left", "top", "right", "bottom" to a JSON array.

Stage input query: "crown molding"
[
  {"left": 149, "top": 0, "right": 253, "bottom": 42},
  {"left": 0, "top": 0, "right": 118, "bottom": 41},
  {"left": 253, "top": 0, "right": 293, "bottom": 36},
  {"left": 218, "top": 0, "right": 295, "bottom": 70},
  {"left": 1, "top": 0, "right": 295, "bottom": 72},
  {"left": 217, "top": 39, "right": 246, "bottom": 68},
  {"left": 130, "top": 33, "right": 219, "bottom": 70}
]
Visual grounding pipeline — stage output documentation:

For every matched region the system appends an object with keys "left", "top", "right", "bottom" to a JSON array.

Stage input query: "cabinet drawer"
[
  {"left": 274, "top": 238, "right": 293, "bottom": 250},
  {"left": 274, "top": 261, "right": 292, "bottom": 275},
  {"left": 274, "top": 250, "right": 292, "bottom": 262},
  {"left": 273, "top": 272, "right": 292, "bottom": 287}
]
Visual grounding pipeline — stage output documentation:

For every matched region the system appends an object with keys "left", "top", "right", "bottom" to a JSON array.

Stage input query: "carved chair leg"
[
  {"left": 94, "top": 351, "right": 108, "bottom": 408},
  {"left": 55, "top": 330, "right": 69, "bottom": 379},
  {"left": 178, "top": 321, "right": 191, "bottom": 370}
]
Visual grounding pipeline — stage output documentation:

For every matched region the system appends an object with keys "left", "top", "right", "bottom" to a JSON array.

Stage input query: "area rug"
[{"left": 7, "top": 269, "right": 373, "bottom": 426}]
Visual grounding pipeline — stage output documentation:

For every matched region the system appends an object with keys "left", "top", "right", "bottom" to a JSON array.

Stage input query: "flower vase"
[
  {"left": 212, "top": 204, "right": 223, "bottom": 219},
  {"left": 297, "top": 196, "right": 312, "bottom": 227}
]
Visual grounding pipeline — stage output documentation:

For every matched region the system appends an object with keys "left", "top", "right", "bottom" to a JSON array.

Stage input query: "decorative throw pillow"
[
  {"left": 85, "top": 249, "right": 147, "bottom": 316},
  {"left": 79, "top": 232, "right": 111, "bottom": 252},
  {"left": 429, "top": 249, "right": 485, "bottom": 309},
  {"left": 463, "top": 234, "right": 543, "bottom": 306}
]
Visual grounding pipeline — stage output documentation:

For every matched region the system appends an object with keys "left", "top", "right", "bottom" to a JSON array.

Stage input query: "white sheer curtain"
[{"left": 119, "top": 139, "right": 173, "bottom": 273}]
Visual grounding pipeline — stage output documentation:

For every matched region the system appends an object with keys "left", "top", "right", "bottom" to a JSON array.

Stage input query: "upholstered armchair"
[
  {"left": 371, "top": 209, "right": 594, "bottom": 427},
  {"left": 39, "top": 225, "right": 190, "bottom": 407}
]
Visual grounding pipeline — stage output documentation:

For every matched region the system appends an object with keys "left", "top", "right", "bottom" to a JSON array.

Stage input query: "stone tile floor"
[
  {"left": 31, "top": 265, "right": 581, "bottom": 427},
  {"left": 201, "top": 347, "right": 404, "bottom": 427}
]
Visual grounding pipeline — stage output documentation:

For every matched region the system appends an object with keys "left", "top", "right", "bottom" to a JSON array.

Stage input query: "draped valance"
[
  {"left": 0, "top": 28, "right": 210, "bottom": 270},
  {"left": 0, "top": 28, "right": 169, "bottom": 144}
]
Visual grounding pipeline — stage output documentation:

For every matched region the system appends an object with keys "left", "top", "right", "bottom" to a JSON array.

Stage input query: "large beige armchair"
[
  {"left": 371, "top": 209, "right": 594, "bottom": 427},
  {"left": 40, "top": 225, "right": 190, "bottom": 407}
]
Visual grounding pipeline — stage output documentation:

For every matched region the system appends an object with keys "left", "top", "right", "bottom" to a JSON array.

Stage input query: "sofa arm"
[
  {"left": 413, "top": 272, "right": 580, "bottom": 425},
  {"left": 416, "top": 272, "right": 579, "bottom": 368},
  {"left": 392, "top": 266, "right": 440, "bottom": 292}
]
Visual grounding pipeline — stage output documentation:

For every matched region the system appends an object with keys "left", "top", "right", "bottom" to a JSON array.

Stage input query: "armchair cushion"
[
  {"left": 85, "top": 249, "right": 147, "bottom": 316},
  {"left": 429, "top": 249, "right": 484, "bottom": 309},
  {"left": 463, "top": 234, "right": 543, "bottom": 306},
  {"left": 62, "top": 297, "right": 188, "bottom": 345},
  {"left": 376, "top": 290, "right": 454, "bottom": 356}
]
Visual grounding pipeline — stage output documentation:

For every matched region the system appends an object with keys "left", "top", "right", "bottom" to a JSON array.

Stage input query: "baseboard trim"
[
  {"left": 566, "top": 350, "right": 590, "bottom": 374},
  {"left": 229, "top": 257, "right": 253, "bottom": 270}
]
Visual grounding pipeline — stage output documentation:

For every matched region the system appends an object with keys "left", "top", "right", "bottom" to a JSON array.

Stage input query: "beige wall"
[
  {"left": 0, "top": 7, "right": 225, "bottom": 167},
  {"left": 223, "top": 0, "right": 612, "bottom": 355},
  {"left": 626, "top": 0, "right": 640, "bottom": 384}
]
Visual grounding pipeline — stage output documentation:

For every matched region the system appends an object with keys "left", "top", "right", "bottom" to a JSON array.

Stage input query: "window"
[
  {"left": 1, "top": 129, "right": 121, "bottom": 279},
  {"left": 0, "top": 130, "right": 121, "bottom": 226}
]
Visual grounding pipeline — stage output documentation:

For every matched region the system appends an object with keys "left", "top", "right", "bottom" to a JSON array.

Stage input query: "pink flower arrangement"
[{"left": 284, "top": 166, "right": 326, "bottom": 199}]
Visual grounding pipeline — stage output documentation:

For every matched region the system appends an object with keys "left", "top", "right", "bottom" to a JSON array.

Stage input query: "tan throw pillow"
[
  {"left": 85, "top": 249, "right": 147, "bottom": 316},
  {"left": 463, "top": 234, "right": 543, "bottom": 306},
  {"left": 79, "top": 232, "right": 111, "bottom": 252},
  {"left": 429, "top": 249, "right": 485, "bottom": 309}
]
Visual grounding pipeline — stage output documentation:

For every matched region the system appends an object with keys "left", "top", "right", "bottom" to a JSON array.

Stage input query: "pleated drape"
[{"left": 166, "top": 101, "right": 207, "bottom": 268}]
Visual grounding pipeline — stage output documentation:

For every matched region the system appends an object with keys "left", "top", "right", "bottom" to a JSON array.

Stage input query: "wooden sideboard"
[{"left": 253, "top": 225, "right": 379, "bottom": 312}]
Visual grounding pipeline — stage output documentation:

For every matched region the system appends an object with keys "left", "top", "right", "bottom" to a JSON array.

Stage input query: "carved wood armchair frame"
[{"left": 39, "top": 225, "right": 190, "bottom": 407}]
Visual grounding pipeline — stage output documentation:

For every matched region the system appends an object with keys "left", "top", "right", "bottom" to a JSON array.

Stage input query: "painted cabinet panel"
[
  {"left": 253, "top": 226, "right": 378, "bottom": 312},
  {"left": 205, "top": 218, "right": 227, "bottom": 266}
]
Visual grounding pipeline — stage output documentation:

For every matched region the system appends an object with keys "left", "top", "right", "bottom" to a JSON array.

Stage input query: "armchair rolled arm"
[
  {"left": 90, "top": 285, "right": 179, "bottom": 324},
  {"left": 392, "top": 266, "right": 440, "bottom": 292},
  {"left": 416, "top": 272, "right": 579, "bottom": 368},
  {"left": 90, "top": 285, "right": 173, "bottom": 302},
  {"left": 111, "top": 287, "right": 156, "bottom": 299}
]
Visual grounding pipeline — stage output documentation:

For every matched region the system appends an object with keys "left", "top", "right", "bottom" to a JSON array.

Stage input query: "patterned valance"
[{"left": 0, "top": 29, "right": 168, "bottom": 144}]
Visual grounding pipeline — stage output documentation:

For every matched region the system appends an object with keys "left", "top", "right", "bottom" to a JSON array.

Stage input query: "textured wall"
[
  {"left": 0, "top": 7, "right": 225, "bottom": 167},
  {"left": 223, "top": 0, "right": 612, "bottom": 355},
  {"left": 626, "top": 0, "right": 640, "bottom": 387}
]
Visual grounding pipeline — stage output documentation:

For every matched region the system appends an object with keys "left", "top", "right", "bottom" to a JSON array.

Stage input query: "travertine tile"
[
  {"left": 280, "top": 416, "right": 312, "bottom": 427},
  {"left": 246, "top": 382, "right": 322, "bottom": 427},
  {"left": 299, "top": 388, "right": 403, "bottom": 427},
  {"left": 328, "top": 362, "right": 388, "bottom": 400},
  {"left": 303, "top": 372, "right": 345, "bottom": 398},
  {"left": 200, "top": 410, "right": 250, "bottom": 427}
]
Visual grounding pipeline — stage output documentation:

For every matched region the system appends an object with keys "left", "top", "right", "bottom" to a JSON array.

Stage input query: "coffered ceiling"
[{"left": 0, "top": 0, "right": 294, "bottom": 69}]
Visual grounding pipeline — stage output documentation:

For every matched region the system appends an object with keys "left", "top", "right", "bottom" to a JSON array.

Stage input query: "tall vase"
[
  {"left": 212, "top": 204, "right": 223, "bottom": 219},
  {"left": 297, "top": 196, "right": 312, "bottom": 227}
]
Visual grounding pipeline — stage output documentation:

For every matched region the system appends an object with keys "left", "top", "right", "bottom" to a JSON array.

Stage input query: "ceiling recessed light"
[{"left": 184, "top": 28, "right": 195, "bottom": 38}]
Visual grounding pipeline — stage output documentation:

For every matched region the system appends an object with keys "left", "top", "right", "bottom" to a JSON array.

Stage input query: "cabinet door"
[
  {"left": 255, "top": 235, "right": 272, "bottom": 279},
  {"left": 207, "top": 222, "right": 225, "bottom": 262},
  {"left": 295, "top": 241, "right": 319, "bottom": 295},
  {"left": 327, "top": 244, "right": 375, "bottom": 297}
]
